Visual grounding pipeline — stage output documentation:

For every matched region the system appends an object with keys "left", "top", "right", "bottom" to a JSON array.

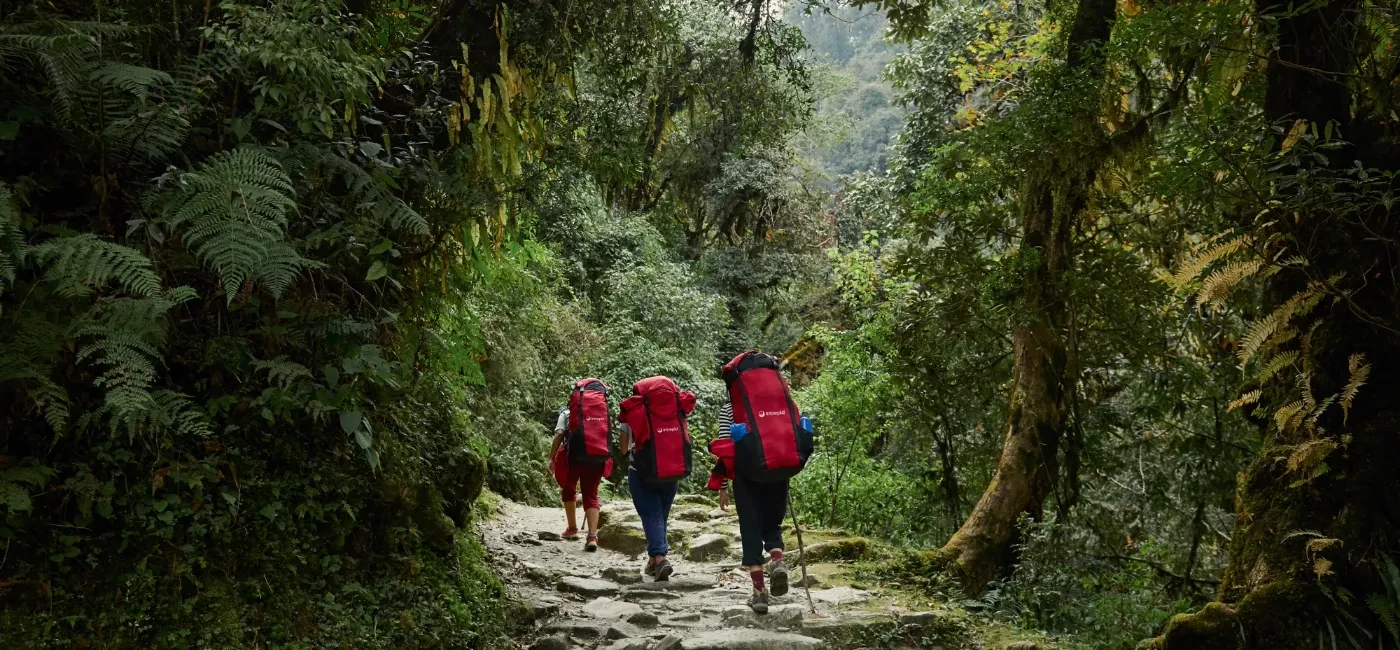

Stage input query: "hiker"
[
  {"left": 707, "top": 351, "right": 814, "bottom": 613},
  {"left": 618, "top": 376, "right": 697, "bottom": 581},
  {"left": 550, "top": 378, "right": 614, "bottom": 551}
]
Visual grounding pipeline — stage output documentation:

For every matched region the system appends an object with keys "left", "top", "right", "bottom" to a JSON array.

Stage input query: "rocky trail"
[{"left": 480, "top": 496, "right": 1044, "bottom": 650}]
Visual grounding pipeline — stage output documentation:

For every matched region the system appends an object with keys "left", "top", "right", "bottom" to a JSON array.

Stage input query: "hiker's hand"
[{"left": 718, "top": 488, "right": 729, "bottom": 510}]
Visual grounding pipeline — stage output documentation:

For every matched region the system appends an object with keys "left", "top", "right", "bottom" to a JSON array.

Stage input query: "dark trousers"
[
  {"left": 629, "top": 468, "right": 678, "bottom": 557},
  {"left": 732, "top": 474, "right": 788, "bottom": 567}
]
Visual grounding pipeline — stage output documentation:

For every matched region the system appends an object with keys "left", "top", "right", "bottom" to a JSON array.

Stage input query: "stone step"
[{"left": 680, "top": 629, "right": 826, "bottom": 650}]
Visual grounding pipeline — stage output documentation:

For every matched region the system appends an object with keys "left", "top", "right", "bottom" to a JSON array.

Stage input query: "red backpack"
[
  {"left": 721, "top": 351, "right": 813, "bottom": 481},
  {"left": 620, "top": 376, "right": 696, "bottom": 484},
  {"left": 567, "top": 378, "right": 612, "bottom": 465}
]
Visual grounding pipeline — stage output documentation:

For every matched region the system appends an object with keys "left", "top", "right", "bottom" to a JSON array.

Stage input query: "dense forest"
[{"left": 1, "top": 0, "right": 1397, "bottom": 648}]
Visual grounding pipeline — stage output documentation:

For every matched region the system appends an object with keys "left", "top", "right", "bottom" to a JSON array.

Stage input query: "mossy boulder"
[
  {"left": 598, "top": 523, "right": 649, "bottom": 557},
  {"left": 795, "top": 538, "right": 869, "bottom": 563},
  {"left": 674, "top": 508, "right": 711, "bottom": 523}
]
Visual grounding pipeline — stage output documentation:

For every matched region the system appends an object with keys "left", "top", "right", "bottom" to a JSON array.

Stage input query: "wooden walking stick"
[{"left": 787, "top": 493, "right": 816, "bottom": 614}]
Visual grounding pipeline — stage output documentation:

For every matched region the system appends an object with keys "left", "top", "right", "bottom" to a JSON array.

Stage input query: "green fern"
[
  {"left": 156, "top": 148, "right": 304, "bottom": 302},
  {"left": 309, "top": 146, "right": 429, "bottom": 235},
  {"left": 30, "top": 233, "right": 161, "bottom": 298},
  {"left": 0, "top": 182, "right": 26, "bottom": 298},
  {"left": 30, "top": 379, "right": 71, "bottom": 438},
  {"left": 1367, "top": 556, "right": 1400, "bottom": 644},
  {"left": 106, "top": 389, "right": 213, "bottom": 440},
  {"left": 253, "top": 356, "right": 313, "bottom": 388},
  {"left": 0, "top": 31, "right": 99, "bottom": 124}
]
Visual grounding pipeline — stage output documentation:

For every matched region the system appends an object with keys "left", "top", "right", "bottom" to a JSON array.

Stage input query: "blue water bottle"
[
  {"left": 800, "top": 416, "right": 812, "bottom": 434},
  {"left": 729, "top": 422, "right": 748, "bottom": 441}
]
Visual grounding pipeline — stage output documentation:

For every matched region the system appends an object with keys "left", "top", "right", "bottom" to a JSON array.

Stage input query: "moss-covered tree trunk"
[
  {"left": 1147, "top": 0, "right": 1400, "bottom": 646},
  {"left": 933, "top": 0, "right": 1117, "bottom": 596}
]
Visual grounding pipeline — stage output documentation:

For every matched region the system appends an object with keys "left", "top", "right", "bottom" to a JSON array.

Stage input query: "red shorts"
[{"left": 560, "top": 461, "right": 606, "bottom": 510}]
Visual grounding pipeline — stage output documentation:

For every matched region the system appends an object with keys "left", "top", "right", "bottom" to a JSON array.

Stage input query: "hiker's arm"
[
  {"left": 549, "top": 431, "right": 563, "bottom": 458},
  {"left": 617, "top": 424, "right": 631, "bottom": 454}
]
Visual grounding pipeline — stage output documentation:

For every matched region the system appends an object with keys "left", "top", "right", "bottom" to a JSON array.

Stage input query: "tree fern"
[
  {"left": 31, "top": 234, "right": 161, "bottom": 298},
  {"left": 156, "top": 148, "right": 304, "bottom": 302}
]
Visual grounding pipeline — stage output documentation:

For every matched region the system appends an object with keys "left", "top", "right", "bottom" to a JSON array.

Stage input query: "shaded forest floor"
[{"left": 479, "top": 495, "right": 1060, "bottom": 650}]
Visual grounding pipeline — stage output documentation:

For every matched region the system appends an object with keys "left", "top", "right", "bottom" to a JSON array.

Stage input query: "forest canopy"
[{"left": 1, "top": 0, "right": 1397, "bottom": 648}]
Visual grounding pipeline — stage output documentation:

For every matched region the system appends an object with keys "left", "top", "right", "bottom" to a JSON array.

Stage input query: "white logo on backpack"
[{"left": 757, "top": 409, "right": 788, "bottom": 418}]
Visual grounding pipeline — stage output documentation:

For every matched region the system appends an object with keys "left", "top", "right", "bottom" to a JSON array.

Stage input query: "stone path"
[{"left": 480, "top": 498, "right": 980, "bottom": 650}]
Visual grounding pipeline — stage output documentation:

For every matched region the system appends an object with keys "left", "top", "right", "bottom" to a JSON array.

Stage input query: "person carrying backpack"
[
  {"left": 618, "top": 376, "right": 696, "bottom": 581},
  {"left": 550, "top": 378, "right": 614, "bottom": 551},
  {"left": 707, "top": 351, "right": 814, "bottom": 613}
]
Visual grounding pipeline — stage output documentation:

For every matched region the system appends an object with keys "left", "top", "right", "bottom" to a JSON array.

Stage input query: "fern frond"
[
  {"left": 91, "top": 62, "right": 172, "bottom": 98},
  {"left": 1274, "top": 400, "right": 1307, "bottom": 434},
  {"left": 1228, "top": 390, "right": 1261, "bottom": 412},
  {"left": 31, "top": 233, "right": 161, "bottom": 297},
  {"left": 253, "top": 356, "right": 312, "bottom": 388},
  {"left": 1286, "top": 438, "right": 1337, "bottom": 473},
  {"left": 158, "top": 148, "right": 303, "bottom": 302},
  {"left": 312, "top": 146, "right": 429, "bottom": 235},
  {"left": 29, "top": 380, "right": 70, "bottom": 438},
  {"left": 1253, "top": 351, "right": 1298, "bottom": 385},
  {"left": 1239, "top": 285, "right": 1324, "bottom": 364},
  {"left": 1340, "top": 353, "right": 1370, "bottom": 425},
  {"left": 1170, "top": 234, "right": 1253, "bottom": 290},
  {"left": 107, "top": 389, "right": 212, "bottom": 440},
  {"left": 0, "top": 183, "right": 27, "bottom": 295},
  {"left": 1367, "top": 594, "right": 1399, "bottom": 640},
  {"left": 1196, "top": 259, "right": 1263, "bottom": 308},
  {"left": 0, "top": 32, "right": 98, "bottom": 124}
]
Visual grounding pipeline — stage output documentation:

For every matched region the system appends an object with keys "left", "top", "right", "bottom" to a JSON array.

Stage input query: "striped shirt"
[{"left": 717, "top": 402, "right": 732, "bottom": 438}]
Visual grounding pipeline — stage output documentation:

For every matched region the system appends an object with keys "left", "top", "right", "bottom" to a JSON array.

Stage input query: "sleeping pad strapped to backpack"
[
  {"left": 620, "top": 376, "right": 696, "bottom": 484},
  {"left": 721, "top": 351, "right": 814, "bottom": 482},
  {"left": 567, "top": 378, "right": 612, "bottom": 465}
]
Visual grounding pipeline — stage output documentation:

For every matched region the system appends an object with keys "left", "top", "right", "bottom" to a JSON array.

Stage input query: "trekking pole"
[{"left": 787, "top": 492, "right": 816, "bottom": 614}]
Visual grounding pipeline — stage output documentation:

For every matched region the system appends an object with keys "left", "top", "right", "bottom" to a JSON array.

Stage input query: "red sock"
[
  {"left": 750, "top": 570, "right": 765, "bottom": 591},
  {"left": 770, "top": 549, "right": 783, "bottom": 562}
]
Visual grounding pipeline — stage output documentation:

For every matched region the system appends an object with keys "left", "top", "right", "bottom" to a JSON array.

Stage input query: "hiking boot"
[
  {"left": 562, "top": 526, "right": 580, "bottom": 540},
  {"left": 584, "top": 534, "right": 598, "bottom": 552},
  {"left": 652, "top": 558, "right": 673, "bottom": 581},
  {"left": 768, "top": 559, "right": 789, "bottom": 597},
  {"left": 748, "top": 588, "right": 769, "bottom": 614}
]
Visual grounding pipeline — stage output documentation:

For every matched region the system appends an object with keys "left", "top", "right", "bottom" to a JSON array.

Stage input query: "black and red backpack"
[
  {"left": 620, "top": 376, "right": 696, "bottom": 484},
  {"left": 721, "top": 351, "right": 813, "bottom": 482},
  {"left": 567, "top": 378, "right": 612, "bottom": 465}
]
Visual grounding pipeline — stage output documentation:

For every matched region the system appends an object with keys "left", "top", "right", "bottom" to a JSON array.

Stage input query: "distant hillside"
[{"left": 786, "top": 3, "right": 906, "bottom": 185}]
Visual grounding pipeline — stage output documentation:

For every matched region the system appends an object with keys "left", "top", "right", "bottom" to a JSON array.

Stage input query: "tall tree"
[
  {"left": 863, "top": 0, "right": 1120, "bottom": 594},
  {"left": 1148, "top": 0, "right": 1400, "bottom": 646}
]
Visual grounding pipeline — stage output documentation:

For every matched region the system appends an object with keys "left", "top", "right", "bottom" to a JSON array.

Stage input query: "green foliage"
[{"left": 152, "top": 148, "right": 304, "bottom": 302}]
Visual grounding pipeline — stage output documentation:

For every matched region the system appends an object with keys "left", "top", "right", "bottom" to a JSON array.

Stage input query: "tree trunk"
[
  {"left": 930, "top": 0, "right": 1117, "bottom": 597},
  {"left": 1147, "top": 0, "right": 1400, "bottom": 647}
]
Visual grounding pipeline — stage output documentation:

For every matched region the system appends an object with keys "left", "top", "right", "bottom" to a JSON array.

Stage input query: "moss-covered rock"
[
  {"left": 598, "top": 523, "right": 649, "bottom": 556},
  {"left": 795, "top": 538, "right": 869, "bottom": 563}
]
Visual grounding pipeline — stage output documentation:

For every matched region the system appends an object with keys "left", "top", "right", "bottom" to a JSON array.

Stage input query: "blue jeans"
[{"left": 629, "top": 467, "right": 678, "bottom": 557}]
